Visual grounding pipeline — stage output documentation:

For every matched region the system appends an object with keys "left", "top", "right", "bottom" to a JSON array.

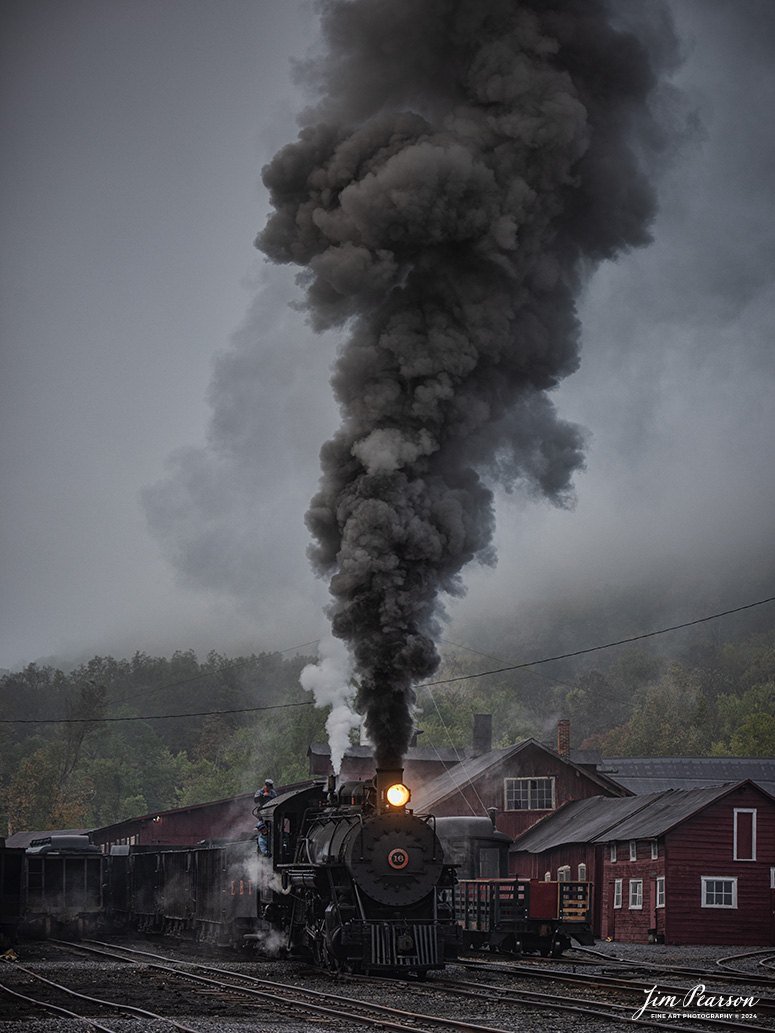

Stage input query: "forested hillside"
[
  {"left": 416, "top": 619, "right": 775, "bottom": 759},
  {"left": 0, "top": 650, "right": 325, "bottom": 836},
  {"left": 2, "top": 613, "right": 773, "bottom": 837}
]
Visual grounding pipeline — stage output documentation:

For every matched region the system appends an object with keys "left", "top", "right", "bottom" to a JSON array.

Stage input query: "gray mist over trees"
[{"left": 256, "top": 0, "right": 685, "bottom": 768}]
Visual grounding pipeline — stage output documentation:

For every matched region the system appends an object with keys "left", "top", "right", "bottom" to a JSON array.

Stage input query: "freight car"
[
  {"left": 254, "top": 771, "right": 459, "bottom": 975},
  {"left": 105, "top": 838, "right": 259, "bottom": 947},
  {"left": 18, "top": 835, "right": 104, "bottom": 940},
  {"left": 0, "top": 843, "right": 25, "bottom": 948},
  {"left": 435, "top": 816, "right": 593, "bottom": 956}
]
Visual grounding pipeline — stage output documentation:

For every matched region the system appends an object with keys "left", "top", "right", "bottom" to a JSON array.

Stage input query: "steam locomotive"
[
  {"left": 1, "top": 779, "right": 590, "bottom": 967},
  {"left": 1, "top": 772, "right": 459, "bottom": 978},
  {"left": 254, "top": 770, "right": 459, "bottom": 974}
]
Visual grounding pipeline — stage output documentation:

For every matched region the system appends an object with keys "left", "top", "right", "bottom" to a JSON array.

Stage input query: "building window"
[
  {"left": 771, "top": 868, "right": 775, "bottom": 890},
  {"left": 629, "top": 840, "right": 637, "bottom": 861},
  {"left": 733, "top": 809, "right": 756, "bottom": 861},
  {"left": 629, "top": 879, "right": 643, "bottom": 909},
  {"left": 578, "top": 863, "right": 587, "bottom": 881},
  {"left": 651, "top": 841, "right": 658, "bottom": 860},
  {"left": 614, "top": 879, "right": 622, "bottom": 909},
  {"left": 504, "top": 777, "right": 555, "bottom": 811},
  {"left": 610, "top": 843, "right": 617, "bottom": 863},
  {"left": 656, "top": 877, "right": 665, "bottom": 908},
  {"left": 701, "top": 877, "right": 737, "bottom": 909}
]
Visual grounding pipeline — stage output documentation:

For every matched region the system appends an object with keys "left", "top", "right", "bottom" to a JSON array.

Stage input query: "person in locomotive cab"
[
  {"left": 256, "top": 818, "right": 270, "bottom": 856},
  {"left": 254, "top": 778, "right": 276, "bottom": 807}
]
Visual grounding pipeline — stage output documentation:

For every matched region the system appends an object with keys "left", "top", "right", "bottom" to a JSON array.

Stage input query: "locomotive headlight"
[{"left": 386, "top": 783, "right": 411, "bottom": 808}]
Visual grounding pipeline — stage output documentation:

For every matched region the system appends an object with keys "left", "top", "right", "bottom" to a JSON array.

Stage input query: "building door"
[{"left": 606, "top": 881, "right": 616, "bottom": 941}]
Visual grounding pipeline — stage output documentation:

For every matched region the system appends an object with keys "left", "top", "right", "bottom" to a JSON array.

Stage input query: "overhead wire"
[{"left": 1, "top": 595, "right": 772, "bottom": 725}]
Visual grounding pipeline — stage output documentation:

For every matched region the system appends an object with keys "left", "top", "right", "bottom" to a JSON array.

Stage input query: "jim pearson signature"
[{"left": 633, "top": 984, "right": 760, "bottom": 1021}]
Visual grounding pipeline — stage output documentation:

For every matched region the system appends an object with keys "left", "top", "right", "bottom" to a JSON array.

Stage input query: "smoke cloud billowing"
[{"left": 257, "top": 0, "right": 683, "bottom": 767}]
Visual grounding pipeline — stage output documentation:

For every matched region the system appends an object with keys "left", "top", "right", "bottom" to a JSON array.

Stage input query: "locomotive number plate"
[{"left": 388, "top": 848, "right": 409, "bottom": 869}]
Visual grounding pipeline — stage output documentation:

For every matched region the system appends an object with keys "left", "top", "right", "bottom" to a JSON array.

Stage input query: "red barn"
[{"left": 511, "top": 780, "right": 775, "bottom": 945}]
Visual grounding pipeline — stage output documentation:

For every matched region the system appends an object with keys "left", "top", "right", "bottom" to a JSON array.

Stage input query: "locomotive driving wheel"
[{"left": 311, "top": 921, "right": 341, "bottom": 973}]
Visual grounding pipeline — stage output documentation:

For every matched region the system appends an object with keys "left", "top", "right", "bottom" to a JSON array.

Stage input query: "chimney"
[
  {"left": 472, "top": 714, "right": 492, "bottom": 757},
  {"left": 557, "top": 719, "right": 570, "bottom": 758}
]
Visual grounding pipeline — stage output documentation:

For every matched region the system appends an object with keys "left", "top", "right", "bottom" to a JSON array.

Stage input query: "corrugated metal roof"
[
  {"left": 597, "top": 783, "right": 746, "bottom": 840},
  {"left": 600, "top": 757, "right": 775, "bottom": 796},
  {"left": 5, "top": 828, "right": 95, "bottom": 848},
  {"left": 511, "top": 794, "right": 666, "bottom": 853},
  {"left": 511, "top": 781, "right": 771, "bottom": 853}
]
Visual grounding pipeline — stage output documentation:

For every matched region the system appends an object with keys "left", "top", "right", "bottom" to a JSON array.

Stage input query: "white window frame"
[
  {"left": 629, "top": 840, "right": 637, "bottom": 861},
  {"left": 578, "top": 863, "right": 587, "bottom": 881},
  {"left": 613, "top": 879, "right": 622, "bottom": 909},
  {"left": 733, "top": 808, "right": 757, "bottom": 861},
  {"left": 771, "top": 867, "right": 775, "bottom": 890},
  {"left": 651, "top": 840, "right": 658, "bottom": 860},
  {"left": 504, "top": 776, "right": 556, "bottom": 811},
  {"left": 629, "top": 879, "right": 643, "bottom": 909},
  {"left": 610, "top": 842, "right": 617, "bottom": 863},
  {"left": 701, "top": 876, "right": 737, "bottom": 909},
  {"left": 655, "top": 876, "right": 665, "bottom": 908}
]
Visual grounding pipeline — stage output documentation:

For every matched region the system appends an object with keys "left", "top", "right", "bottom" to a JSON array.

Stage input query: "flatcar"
[{"left": 435, "top": 815, "right": 593, "bottom": 956}]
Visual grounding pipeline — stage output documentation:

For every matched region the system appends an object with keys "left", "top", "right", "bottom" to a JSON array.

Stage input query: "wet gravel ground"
[{"left": 1, "top": 939, "right": 773, "bottom": 1033}]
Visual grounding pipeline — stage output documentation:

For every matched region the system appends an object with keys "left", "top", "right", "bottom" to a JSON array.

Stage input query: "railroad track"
[
  {"left": 0, "top": 938, "right": 773, "bottom": 1033},
  {"left": 574, "top": 946, "right": 775, "bottom": 988}
]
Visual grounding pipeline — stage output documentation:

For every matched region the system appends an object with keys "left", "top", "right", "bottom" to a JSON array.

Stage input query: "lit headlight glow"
[{"left": 386, "top": 783, "right": 411, "bottom": 807}]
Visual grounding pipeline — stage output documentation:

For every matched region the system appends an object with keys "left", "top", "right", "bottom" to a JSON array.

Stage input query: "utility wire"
[
  {"left": 425, "top": 595, "right": 775, "bottom": 687},
  {"left": 2, "top": 700, "right": 315, "bottom": 725},
  {"left": 2, "top": 595, "right": 772, "bottom": 724}
]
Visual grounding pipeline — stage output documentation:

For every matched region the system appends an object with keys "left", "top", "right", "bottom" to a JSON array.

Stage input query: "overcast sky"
[{"left": 2, "top": 0, "right": 773, "bottom": 672}]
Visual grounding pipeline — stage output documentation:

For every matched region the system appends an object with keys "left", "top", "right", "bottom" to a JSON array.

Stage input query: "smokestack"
[
  {"left": 557, "top": 719, "right": 571, "bottom": 759},
  {"left": 472, "top": 714, "right": 492, "bottom": 757},
  {"left": 257, "top": 0, "right": 681, "bottom": 774}
]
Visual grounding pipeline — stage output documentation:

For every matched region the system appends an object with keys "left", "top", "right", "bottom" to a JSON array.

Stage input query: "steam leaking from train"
[{"left": 257, "top": 0, "right": 681, "bottom": 770}]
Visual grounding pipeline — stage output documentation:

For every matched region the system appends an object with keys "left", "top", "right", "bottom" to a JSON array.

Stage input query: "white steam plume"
[{"left": 300, "top": 634, "right": 359, "bottom": 773}]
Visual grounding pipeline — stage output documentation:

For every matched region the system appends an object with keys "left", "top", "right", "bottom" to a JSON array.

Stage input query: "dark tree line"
[{"left": 2, "top": 615, "right": 773, "bottom": 837}]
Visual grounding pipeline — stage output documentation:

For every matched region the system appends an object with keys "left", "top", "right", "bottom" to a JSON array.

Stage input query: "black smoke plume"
[{"left": 257, "top": 0, "right": 680, "bottom": 769}]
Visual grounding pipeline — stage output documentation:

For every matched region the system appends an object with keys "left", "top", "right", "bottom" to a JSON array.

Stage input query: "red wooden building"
[
  {"left": 511, "top": 780, "right": 775, "bottom": 945},
  {"left": 409, "top": 728, "right": 630, "bottom": 842}
]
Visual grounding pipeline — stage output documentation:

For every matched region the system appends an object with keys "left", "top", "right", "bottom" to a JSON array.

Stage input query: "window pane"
[
  {"left": 505, "top": 777, "right": 554, "bottom": 810},
  {"left": 702, "top": 878, "right": 736, "bottom": 907}
]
